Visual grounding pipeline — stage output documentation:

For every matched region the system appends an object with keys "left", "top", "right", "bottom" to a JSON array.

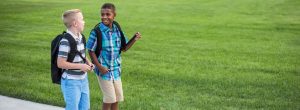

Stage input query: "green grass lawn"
[{"left": 0, "top": 0, "right": 299, "bottom": 109}]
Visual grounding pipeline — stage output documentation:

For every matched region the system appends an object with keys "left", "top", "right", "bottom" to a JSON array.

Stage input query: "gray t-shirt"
[{"left": 58, "top": 30, "right": 87, "bottom": 79}]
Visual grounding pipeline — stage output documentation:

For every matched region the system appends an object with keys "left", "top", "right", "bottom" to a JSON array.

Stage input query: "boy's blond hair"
[{"left": 62, "top": 9, "right": 81, "bottom": 28}]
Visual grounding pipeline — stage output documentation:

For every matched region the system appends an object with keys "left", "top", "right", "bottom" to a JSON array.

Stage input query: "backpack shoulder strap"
[
  {"left": 80, "top": 34, "right": 87, "bottom": 63},
  {"left": 63, "top": 33, "right": 77, "bottom": 62},
  {"left": 81, "top": 34, "right": 86, "bottom": 47},
  {"left": 113, "top": 21, "right": 126, "bottom": 54},
  {"left": 93, "top": 23, "right": 102, "bottom": 58},
  {"left": 113, "top": 21, "right": 122, "bottom": 31}
]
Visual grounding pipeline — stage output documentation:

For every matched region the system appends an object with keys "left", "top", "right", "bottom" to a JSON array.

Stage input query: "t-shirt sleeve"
[
  {"left": 58, "top": 38, "right": 70, "bottom": 59},
  {"left": 86, "top": 30, "right": 97, "bottom": 51}
]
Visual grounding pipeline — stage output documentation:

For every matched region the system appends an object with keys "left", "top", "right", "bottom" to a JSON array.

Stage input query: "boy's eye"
[{"left": 101, "top": 13, "right": 111, "bottom": 17}]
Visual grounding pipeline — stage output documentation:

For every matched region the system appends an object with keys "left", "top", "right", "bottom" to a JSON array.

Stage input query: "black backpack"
[
  {"left": 51, "top": 31, "right": 86, "bottom": 84},
  {"left": 93, "top": 21, "right": 126, "bottom": 58}
]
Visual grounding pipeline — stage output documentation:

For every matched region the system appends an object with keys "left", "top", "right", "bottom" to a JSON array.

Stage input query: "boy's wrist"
[
  {"left": 97, "top": 65, "right": 104, "bottom": 69},
  {"left": 77, "top": 63, "right": 85, "bottom": 70}
]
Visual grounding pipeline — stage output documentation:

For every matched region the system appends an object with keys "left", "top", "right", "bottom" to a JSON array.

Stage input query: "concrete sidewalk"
[{"left": 0, "top": 95, "right": 64, "bottom": 110}]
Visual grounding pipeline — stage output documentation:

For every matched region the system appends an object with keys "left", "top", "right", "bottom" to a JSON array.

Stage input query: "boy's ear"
[{"left": 73, "top": 20, "right": 77, "bottom": 27}]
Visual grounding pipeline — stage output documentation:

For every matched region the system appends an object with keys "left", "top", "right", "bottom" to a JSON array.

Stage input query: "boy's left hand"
[
  {"left": 134, "top": 32, "right": 142, "bottom": 41},
  {"left": 87, "top": 62, "right": 95, "bottom": 71}
]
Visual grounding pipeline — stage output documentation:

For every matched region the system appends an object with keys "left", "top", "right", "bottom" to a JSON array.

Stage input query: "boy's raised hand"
[{"left": 134, "top": 32, "right": 142, "bottom": 41}]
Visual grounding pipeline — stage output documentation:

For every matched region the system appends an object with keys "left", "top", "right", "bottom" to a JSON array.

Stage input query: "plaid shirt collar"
[{"left": 99, "top": 22, "right": 117, "bottom": 33}]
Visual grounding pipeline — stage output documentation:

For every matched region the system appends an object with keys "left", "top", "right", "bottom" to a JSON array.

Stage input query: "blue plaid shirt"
[{"left": 86, "top": 22, "right": 127, "bottom": 80}]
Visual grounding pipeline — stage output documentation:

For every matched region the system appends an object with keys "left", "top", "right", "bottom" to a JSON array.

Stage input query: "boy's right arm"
[
  {"left": 57, "top": 38, "right": 91, "bottom": 72},
  {"left": 86, "top": 30, "right": 109, "bottom": 74},
  {"left": 88, "top": 50, "right": 109, "bottom": 74},
  {"left": 57, "top": 57, "right": 91, "bottom": 72}
]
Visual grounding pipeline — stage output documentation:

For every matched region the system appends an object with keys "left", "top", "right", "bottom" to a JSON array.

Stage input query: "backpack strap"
[
  {"left": 79, "top": 34, "right": 87, "bottom": 63},
  {"left": 82, "top": 34, "right": 86, "bottom": 48},
  {"left": 93, "top": 23, "right": 102, "bottom": 58},
  {"left": 93, "top": 21, "right": 126, "bottom": 58},
  {"left": 63, "top": 33, "right": 86, "bottom": 63},
  {"left": 113, "top": 21, "right": 126, "bottom": 53}
]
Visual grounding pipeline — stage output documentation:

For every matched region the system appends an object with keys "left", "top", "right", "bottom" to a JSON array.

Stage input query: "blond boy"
[{"left": 57, "top": 9, "right": 94, "bottom": 110}]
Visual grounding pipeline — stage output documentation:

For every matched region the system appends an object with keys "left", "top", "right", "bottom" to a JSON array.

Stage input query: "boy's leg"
[
  {"left": 97, "top": 76, "right": 117, "bottom": 110},
  {"left": 103, "top": 103, "right": 112, "bottom": 110},
  {"left": 79, "top": 77, "right": 90, "bottom": 110},
  {"left": 111, "top": 102, "right": 118, "bottom": 110},
  {"left": 110, "top": 79, "right": 123, "bottom": 110},
  {"left": 97, "top": 76, "right": 117, "bottom": 103},
  {"left": 61, "top": 78, "right": 81, "bottom": 110},
  {"left": 113, "top": 79, "right": 124, "bottom": 102}
]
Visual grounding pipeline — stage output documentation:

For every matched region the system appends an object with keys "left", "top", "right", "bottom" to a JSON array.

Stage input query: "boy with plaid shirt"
[{"left": 86, "top": 3, "right": 141, "bottom": 110}]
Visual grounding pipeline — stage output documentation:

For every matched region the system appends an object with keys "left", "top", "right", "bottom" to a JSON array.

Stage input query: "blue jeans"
[{"left": 61, "top": 76, "right": 90, "bottom": 110}]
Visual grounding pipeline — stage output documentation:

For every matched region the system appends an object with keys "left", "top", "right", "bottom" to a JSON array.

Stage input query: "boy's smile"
[{"left": 101, "top": 9, "right": 115, "bottom": 28}]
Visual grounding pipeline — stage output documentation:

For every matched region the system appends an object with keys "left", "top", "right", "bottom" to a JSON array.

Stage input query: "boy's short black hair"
[{"left": 101, "top": 3, "right": 115, "bottom": 12}]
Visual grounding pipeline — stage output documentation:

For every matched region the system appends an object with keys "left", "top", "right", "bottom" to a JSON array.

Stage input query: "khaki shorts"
[{"left": 97, "top": 76, "right": 124, "bottom": 103}]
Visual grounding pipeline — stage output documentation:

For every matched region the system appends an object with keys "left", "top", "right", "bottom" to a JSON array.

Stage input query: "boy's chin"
[
  {"left": 103, "top": 22, "right": 112, "bottom": 26},
  {"left": 79, "top": 29, "right": 84, "bottom": 33}
]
